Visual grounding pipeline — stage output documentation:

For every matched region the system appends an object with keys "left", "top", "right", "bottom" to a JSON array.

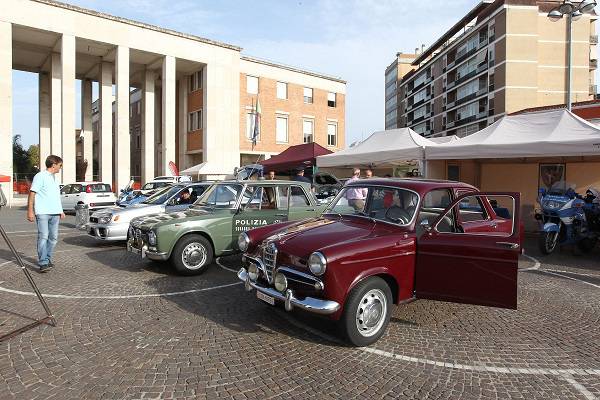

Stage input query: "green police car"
[{"left": 127, "top": 180, "right": 326, "bottom": 275}]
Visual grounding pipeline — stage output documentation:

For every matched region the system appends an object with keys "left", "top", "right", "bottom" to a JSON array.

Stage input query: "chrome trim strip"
[
  {"left": 276, "top": 266, "right": 323, "bottom": 288},
  {"left": 238, "top": 268, "right": 340, "bottom": 315}
]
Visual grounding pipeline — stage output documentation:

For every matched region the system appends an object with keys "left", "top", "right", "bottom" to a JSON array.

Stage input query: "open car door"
[{"left": 415, "top": 192, "right": 520, "bottom": 309}]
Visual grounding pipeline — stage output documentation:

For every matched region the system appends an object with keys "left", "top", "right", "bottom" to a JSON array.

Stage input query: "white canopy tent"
[
  {"left": 180, "top": 162, "right": 233, "bottom": 180},
  {"left": 316, "top": 128, "right": 451, "bottom": 169},
  {"left": 426, "top": 109, "right": 600, "bottom": 160}
]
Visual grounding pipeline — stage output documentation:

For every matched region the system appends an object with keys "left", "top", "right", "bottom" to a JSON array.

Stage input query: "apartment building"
[
  {"left": 184, "top": 57, "right": 346, "bottom": 168},
  {"left": 385, "top": 52, "right": 417, "bottom": 129},
  {"left": 388, "top": 0, "right": 597, "bottom": 137}
]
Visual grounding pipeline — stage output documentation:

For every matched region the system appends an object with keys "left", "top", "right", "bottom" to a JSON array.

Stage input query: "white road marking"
[
  {"left": 278, "top": 310, "right": 599, "bottom": 398},
  {"left": 538, "top": 270, "right": 600, "bottom": 290},
  {"left": 0, "top": 281, "right": 242, "bottom": 299},
  {"left": 519, "top": 254, "right": 541, "bottom": 271},
  {"left": 215, "top": 257, "right": 239, "bottom": 273},
  {"left": 562, "top": 375, "right": 597, "bottom": 400},
  {"left": 4, "top": 229, "right": 72, "bottom": 234}
]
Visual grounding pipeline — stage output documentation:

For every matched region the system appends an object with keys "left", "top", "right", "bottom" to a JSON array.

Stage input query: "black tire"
[
  {"left": 577, "top": 237, "right": 597, "bottom": 254},
  {"left": 338, "top": 276, "right": 392, "bottom": 347},
  {"left": 171, "top": 234, "right": 214, "bottom": 276},
  {"left": 538, "top": 231, "right": 558, "bottom": 255}
]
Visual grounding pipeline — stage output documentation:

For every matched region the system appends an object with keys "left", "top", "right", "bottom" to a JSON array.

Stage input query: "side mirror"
[{"left": 420, "top": 219, "right": 432, "bottom": 232}]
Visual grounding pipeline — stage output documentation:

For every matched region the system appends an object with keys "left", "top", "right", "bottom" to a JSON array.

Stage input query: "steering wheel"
[{"left": 385, "top": 205, "right": 411, "bottom": 224}]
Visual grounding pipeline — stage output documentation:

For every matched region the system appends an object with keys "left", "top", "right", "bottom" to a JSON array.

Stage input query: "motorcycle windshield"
[{"left": 547, "top": 181, "right": 576, "bottom": 196}]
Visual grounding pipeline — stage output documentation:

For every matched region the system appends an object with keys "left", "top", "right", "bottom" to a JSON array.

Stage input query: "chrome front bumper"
[
  {"left": 237, "top": 268, "right": 340, "bottom": 315},
  {"left": 126, "top": 240, "right": 169, "bottom": 261}
]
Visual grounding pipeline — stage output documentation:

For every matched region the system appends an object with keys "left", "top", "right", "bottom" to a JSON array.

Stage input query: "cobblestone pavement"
[{"left": 0, "top": 208, "right": 599, "bottom": 399}]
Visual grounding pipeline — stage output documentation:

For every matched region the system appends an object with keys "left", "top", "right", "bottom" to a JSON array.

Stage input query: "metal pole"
[{"left": 567, "top": 13, "right": 573, "bottom": 111}]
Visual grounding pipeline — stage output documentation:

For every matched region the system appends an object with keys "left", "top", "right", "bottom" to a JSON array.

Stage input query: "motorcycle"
[{"left": 535, "top": 183, "right": 598, "bottom": 255}]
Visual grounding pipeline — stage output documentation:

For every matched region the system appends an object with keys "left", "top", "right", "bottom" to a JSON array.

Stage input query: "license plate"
[{"left": 256, "top": 291, "right": 275, "bottom": 305}]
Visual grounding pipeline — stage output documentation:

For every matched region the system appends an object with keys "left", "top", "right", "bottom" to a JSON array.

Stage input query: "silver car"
[{"left": 86, "top": 182, "right": 211, "bottom": 241}]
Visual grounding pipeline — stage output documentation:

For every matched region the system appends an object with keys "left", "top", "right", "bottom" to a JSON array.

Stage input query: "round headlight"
[
  {"left": 147, "top": 230, "right": 157, "bottom": 246},
  {"left": 99, "top": 215, "right": 112, "bottom": 224},
  {"left": 274, "top": 272, "right": 288, "bottom": 292},
  {"left": 248, "top": 264, "right": 259, "bottom": 282},
  {"left": 308, "top": 252, "right": 327, "bottom": 276},
  {"left": 237, "top": 232, "right": 250, "bottom": 252}
]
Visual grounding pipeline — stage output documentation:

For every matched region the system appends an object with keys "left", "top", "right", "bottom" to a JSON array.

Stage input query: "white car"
[
  {"left": 153, "top": 175, "right": 192, "bottom": 184},
  {"left": 60, "top": 182, "right": 116, "bottom": 212},
  {"left": 87, "top": 182, "right": 210, "bottom": 241}
]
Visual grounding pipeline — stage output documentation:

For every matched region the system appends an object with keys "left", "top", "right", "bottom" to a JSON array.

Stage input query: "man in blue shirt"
[
  {"left": 27, "top": 155, "right": 64, "bottom": 272},
  {"left": 292, "top": 167, "right": 311, "bottom": 184}
]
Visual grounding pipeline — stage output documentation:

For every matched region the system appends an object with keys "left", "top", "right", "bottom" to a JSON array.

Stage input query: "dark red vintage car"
[{"left": 237, "top": 179, "right": 521, "bottom": 346}]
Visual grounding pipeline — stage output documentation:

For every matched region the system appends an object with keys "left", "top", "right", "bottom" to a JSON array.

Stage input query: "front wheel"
[
  {"left": 171, "top": 234, "right": 214, "bottom": 276},
  {"left": 338, "top": 276, "right": 392, "bottom": 347},
  {"left": 538, "top": 231, "right": 559, "bottom": 255}
]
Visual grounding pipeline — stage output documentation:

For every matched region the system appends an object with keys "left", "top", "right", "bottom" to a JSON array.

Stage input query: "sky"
[{"left": 12, "top": 0, "right": 595, "bottom": 150}]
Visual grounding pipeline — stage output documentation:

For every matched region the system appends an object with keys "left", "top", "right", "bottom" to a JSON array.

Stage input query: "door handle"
[
  {"left": 491, "top": 223, "right": 497, "bottom": 229},
  {"left": 306, "top": 209, "right": 315, "bottom": 212},
  {"left": 496, "top": 241, "right": 519, "bottom": 249},
  {"left": 275, "top": 213, "right": 287, "bottom": 217}
]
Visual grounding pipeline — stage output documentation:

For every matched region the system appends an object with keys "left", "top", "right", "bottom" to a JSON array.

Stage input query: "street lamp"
[{"left": 547, "top": 0, "right": 597, "bottom": 110}]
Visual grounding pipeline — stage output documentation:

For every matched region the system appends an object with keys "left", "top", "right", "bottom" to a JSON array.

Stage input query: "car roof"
[
  {"left": 220, "top": 179, "right": 310, "bottom": 185},
  {"left": 345, "top": 178, "right": 478, "bottom": 195},
  {"left": 69, "top": 182, "right": 110, "bottom": 185}
]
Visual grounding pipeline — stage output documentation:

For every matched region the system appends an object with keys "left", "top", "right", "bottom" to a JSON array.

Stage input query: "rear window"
[{"left": 85, "top": 184, "right": 112, "bottom": 193}]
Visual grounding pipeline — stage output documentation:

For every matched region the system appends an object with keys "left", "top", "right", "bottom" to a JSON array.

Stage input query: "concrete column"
[
  {"left": 177, "top": 76, "right": 188, "bottom": 170},
  {"left": 115, "top": 45, "right": 130, "bottom": 192},
  {"left": 161, "top": 55, "right": 176, "bottom": 175},
  {"left": 0, "top": 22, "right": 12, "bottom": 205},
  {"left": 99, "top": 61, "right": 113, "bottom": 185},
  {"left": 50, "top": 52, "right": 62, "bottom": 158},
  {"left": 38, "top": 72, "right": 51, "bottom": 167},
  {"left": 142, "top": 69, "right": 155, "bottom": 184},
  {"left": 203, "top": 60, "right": 240, "bottom": 178},
  {"left": 81, "top": 79, "right": 93, "bottom": 181},
  {"left": 61, "top": 34, "right": 76, "bottom": 184}
]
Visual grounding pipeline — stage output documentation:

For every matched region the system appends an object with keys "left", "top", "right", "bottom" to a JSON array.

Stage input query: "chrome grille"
[{"left": 262, "top": 243, "right": 277, "bottom": 284}]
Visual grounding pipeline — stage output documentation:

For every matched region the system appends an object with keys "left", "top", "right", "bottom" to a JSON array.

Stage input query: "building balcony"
[
  {"left": 448, "top": 88, "right": 487, "bottom": 109},
  {"left": 406, "top": 93, "right": 433, "bottom": 112},
  {"left": 445, "top": 37, "right": 487, "bottom": 71},
  {"left": 406, "top": 75, "right": 434, "bottom": 97},
  {"left": 447, "top": 64, "right": 487, "bottom": 90},
  {"left": 590, "top": 85, "right": 597, "bottom": 95},
  {"left": 590, "top": 59, "right": 598, "bottom": 69},
  {"left": 591, "top": 35, "right": 598, "bottom": 45}
]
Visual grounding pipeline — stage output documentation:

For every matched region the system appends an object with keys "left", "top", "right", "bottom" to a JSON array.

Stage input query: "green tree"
[
  {"left": 28, "top": 144, "right": 40, "bottom": 170},
  {"left": 12, "top": 135, "right": 33, "bottom": 174}
]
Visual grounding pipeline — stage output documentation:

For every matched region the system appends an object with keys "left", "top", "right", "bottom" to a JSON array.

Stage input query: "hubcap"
[
  {"left": 355, "top": 289, "right": 387, "bottom": 337},
  {"left": 181, "top": 243, "right": 207, "bottom": 270}
]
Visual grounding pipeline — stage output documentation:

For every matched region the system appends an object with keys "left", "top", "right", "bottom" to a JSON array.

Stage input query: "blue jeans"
[{"left": 36, "top": 214, "right": 60, "bottom": 266}]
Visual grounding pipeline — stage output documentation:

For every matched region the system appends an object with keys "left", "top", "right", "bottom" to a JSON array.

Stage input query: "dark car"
[{"left": 237, "top": 179, "right": 521, "bottom": 346}]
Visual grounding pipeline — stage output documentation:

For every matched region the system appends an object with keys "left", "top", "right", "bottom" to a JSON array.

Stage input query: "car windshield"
[
  {"left": 142, "top": 181, "right": 170, "bottom": 190},
  {"left": 236, "top": 166, "right": 262, "bottom": 180},
  {"left": 194, "top": 183, "right": 244, "bottom": 209},
  {"left": 314, "top": 173, "right": 338, "bottom": 185},
  {"left": 86, "top": 183, "right": 112, "bottom": 192},
  {"left": 325, "top": 185, "right": 419, "bottom": 225},
  {"left": 142, "top": 185, "right": 184, "bottom": 205}
]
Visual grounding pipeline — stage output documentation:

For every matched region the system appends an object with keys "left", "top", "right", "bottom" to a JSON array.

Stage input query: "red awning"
[
  {"left": 260, "top": 143, "right": 333, "bottom": 172},
  {"left": 0, "top": 175, "right": 10, "bottom": 183}
]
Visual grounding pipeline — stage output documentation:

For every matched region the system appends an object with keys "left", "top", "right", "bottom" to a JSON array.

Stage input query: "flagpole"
[{"left": 251, "top": 97, "right": 255, "bottom": 151}]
